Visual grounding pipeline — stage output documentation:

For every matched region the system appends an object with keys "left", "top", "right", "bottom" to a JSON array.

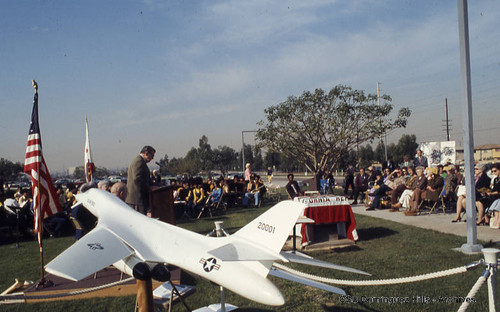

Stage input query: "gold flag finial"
[{"left": 32, "top": 80, "right": 38, "bottom": 93}]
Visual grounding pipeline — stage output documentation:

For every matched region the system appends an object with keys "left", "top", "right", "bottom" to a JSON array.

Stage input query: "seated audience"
[
  {"left": 476, "top": 163, "right": 500, "bottom": 225},
  {"left": 452, "top": 163, "right": 491, "bottom": 223},
  {"left": 365, "top": 171, "right": 384, "bottom": 211},
  {"left": 443, "top": 166, "right": 459, "bottom": 201},
  {"left": 186, "top": 178, "right": 206, "bottom": 217},
  {"left": 389, "top": 166, "right": 415, "bottom": 212},
  {"left": 351, "top": 168, "right": 369, "bottom": 205},
  {"left": 487, "top": 198, "right": 500, "bottom": 228},
  {"left": 406, "top": 167, "right": 444, "bottom": 216},
  {"left": 110, "top": 181, "right": 128, "bottom": 201},
  {"left": 207, "top": 179, "right": 223, "bottom": 206},
  {"left": 71, "top": 182, "right": 98, "bottom": 239},
  {"left": 400, "top": 155, "right": 412, "bottom": 168},
  {"left": 243, "top": 175, "right": 264, "bottom": 207},
  {"left": 394, "top": 166, "right": 427, "bottom": 212},
  {"left": 98, "top": 180, "right": 110, "bottom": 191}
]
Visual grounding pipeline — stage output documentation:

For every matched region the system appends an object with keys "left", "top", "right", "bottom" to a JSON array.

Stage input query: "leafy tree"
[
  {"left": 237, "top": 144, "right": 254, "bottom": 171},
  {"left": 157, "top": 154, "right": 170, "bottom": 176},
  {"left": 0, "top": 158, "right": 23, "bottom": 181},
  {"left": 256, "top": 85, "right": 411, "bottom": 176},
  {"left": 375, "top": 142, "right": 386, "bottom": 163},
  {"left": 212, "top": 145, "right": 237, "bottom": 173},
  {"left": 94, "top": 167, "right": 109, "bottom": 178},
  {"left": 358, "top": 144, "right": 376, "bottom": 169},
  {"left": 197, "top": 135, "right": 213, "bottom": 172},
  {"left": 264, "top": 151, "right": 281, "bottom": 171},
  {"left": 73, "top": 166, "right": 85, "bottom": 179},
  {"left": 73, "top": 166, "right": 108, "bottom": 179},
  {"left": 393, "top": 134, "right": 419, "bottom": 165},
  {"left": 253, "top": 147, "right": 264, "bottom": 171},
  {"left": 165, "top": 157, "right": 199, "bottom": 176}
]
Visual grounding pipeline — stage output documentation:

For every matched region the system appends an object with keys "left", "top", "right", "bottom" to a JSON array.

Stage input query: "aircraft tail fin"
[{"left": 233, "top": 200, "right": 305, "bottom": 255}]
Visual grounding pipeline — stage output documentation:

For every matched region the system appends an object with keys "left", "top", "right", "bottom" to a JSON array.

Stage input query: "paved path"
[{"left": 351, "top": 203, "right": 500, "bottom": 244}]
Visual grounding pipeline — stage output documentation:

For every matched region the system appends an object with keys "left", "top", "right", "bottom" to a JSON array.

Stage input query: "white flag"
[{"left": 84, "top": 116, "right": 95, "bottom": 182}]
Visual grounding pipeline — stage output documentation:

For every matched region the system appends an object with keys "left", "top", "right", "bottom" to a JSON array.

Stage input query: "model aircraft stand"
[
  {"left": 193, "top": 221, "right": 238, "bottom": 312},
  {"left": 134, "top": 262, "right": 191, "bottom": 312}
]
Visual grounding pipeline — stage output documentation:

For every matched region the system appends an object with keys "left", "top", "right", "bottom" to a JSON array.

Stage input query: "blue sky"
[{"left": 1, "top": 0, "right": 499, "bottom": 172}]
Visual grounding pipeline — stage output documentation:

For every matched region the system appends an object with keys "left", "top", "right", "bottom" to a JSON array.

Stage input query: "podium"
[{"left": 149, "top": 185, "right": 176, "bottom": 225}]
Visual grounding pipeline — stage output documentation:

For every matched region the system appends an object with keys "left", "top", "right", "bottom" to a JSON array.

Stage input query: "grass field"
[{"left": 0, "top": 201, "right": 498, "bottom": 312}]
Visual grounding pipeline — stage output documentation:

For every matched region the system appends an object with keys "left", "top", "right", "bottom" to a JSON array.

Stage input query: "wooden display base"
[
  {"left": 284, "top": 224, "right": 355, "bottom": 252},
  {"left": 23, "top": 266, "right": 181, "bottom": 303}
]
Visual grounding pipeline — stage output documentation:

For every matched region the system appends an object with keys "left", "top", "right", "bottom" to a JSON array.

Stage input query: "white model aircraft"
[{"left": 46, "top": 189, "right": 368, "bottom": 306}]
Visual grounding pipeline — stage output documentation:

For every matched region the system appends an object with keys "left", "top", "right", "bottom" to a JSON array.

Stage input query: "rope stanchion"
[
  {"left": 0, "top": 276, "right": 135, "bottom": 301},
  {"left": 456, "top": 269, "right": 489, "bottom": 312}
]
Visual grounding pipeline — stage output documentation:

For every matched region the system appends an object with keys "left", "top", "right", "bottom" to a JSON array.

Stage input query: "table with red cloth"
[{"left": 294, "top": 195, "right": 358, "bottom": 246}]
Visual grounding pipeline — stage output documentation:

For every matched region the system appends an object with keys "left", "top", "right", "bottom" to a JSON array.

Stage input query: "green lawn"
[{"left": 0, "top": 202, "right": 498, "bottom": 311}]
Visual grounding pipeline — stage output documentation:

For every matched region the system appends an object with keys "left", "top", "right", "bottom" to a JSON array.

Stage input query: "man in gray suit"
[{"left": 126, "top": 145, "right": 156, "bottom": 215}]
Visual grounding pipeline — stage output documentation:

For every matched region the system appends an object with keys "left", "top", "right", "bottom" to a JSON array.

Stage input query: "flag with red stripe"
[
  {"left": 84, "top": 116, "right": 95, "bottom": 182},
  {"left": 24, "top": 92, "right": 62, "bottom": 243}
]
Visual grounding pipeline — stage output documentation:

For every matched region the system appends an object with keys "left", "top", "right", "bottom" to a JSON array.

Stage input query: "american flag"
[{"left": 24, "top": 91, "right": 62, "bottom": 243}]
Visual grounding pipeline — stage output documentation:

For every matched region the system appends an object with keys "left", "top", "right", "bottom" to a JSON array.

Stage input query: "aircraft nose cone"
[{"left": 257, "top": 281, "right": 285, "bottom": 306}]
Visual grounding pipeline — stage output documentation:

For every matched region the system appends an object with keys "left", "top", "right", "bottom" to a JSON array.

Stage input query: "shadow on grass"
[
  {"left": 332, "top": 245, "right": 363, "bottom": 253},
  {"left": 356, "top": 227, "right": 398, "bottom": 241},
  {"left": 483, "top": 240, "right": 500, "bottom": 248},
  {"left": 237, "top": 309, "right": 275, "bottom": 312},
  {"left": 322, "top": 304, "right": 380, "bottom": 312}
]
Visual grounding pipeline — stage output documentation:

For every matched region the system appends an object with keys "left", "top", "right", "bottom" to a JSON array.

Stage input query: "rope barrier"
[
  {"left": 456, "top": 269, "right": 489, "bottom": 312},
  {"left": 0, "top": 276, "right": 135, "bottom": 301},
  {"left": 273, "top": 263, "right": 471, "bottom": 286}
]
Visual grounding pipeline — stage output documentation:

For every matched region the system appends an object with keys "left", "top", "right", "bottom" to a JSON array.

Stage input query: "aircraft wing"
[
  {"left": 280, "top": 251, "right": 371, "bottom": 276},
  {"left": 45, "top": 226, "right": 134, "bottom": 281}
]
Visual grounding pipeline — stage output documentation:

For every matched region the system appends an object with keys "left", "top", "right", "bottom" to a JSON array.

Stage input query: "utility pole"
[
  {"left": 377, "top": 82, "right": 387, "bottom": 162},
  {"left": 443, "top": 98, "right": 451, "bottom": 141}
]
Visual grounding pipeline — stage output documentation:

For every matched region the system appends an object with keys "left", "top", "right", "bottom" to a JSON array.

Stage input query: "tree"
[
  {"left": 73, "top": 166, "right": 109, "bottom": 179},
  {"left": 165, "top": 157, "right": 199, "bottom": 176},
  {"left": 264, "top": 151, "right": 281, "bottom": 171},
  {"left": 0, "top": 158, "right": 23, "bottom": 181},
  {"left": 212, "top": 145, "right": 237, "bottom": 173},
  {"left": 197, "top": 135, "right": 213, "bottom": 172},
  {"left": 394, "top": 134, "right": 419, "bottom": 165},
  {"left": 358, "top": 145, "right": 376, "bottom": 168},
  {"left": 256, "top": 85, "right": 411, "bottom": 176},
  {"left": 73, "top": 166, "right": 85, "bottom": 180},
  {"left": 375, "top": 142, "right": 386, "bottom": 163},
  {"left": 237, "top": 144, "right": 254, "bottom": 171},
  {"left": 253, "top": 147, "right": 264, "bottom": 171},
  {"left": 157, "top": 154, "right": 169, "bottom": 176}
]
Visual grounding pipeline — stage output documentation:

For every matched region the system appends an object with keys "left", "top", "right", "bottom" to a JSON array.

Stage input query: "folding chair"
[
  {"left": 215, "top": 192, "right": 227, "bottom": 212},
  {"left": 418, "top": 185, "right": 445, "bottom": 215},
  {"left": 196, "top": 200, "right": 213, "bottom": 219},
  {"left": 266, "top": 184, "right": 281, "bottom": 203}
]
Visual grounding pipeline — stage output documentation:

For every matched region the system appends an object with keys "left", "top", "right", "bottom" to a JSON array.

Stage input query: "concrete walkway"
[{"left": 351, "top": 203, "right": 500, "bottom": 244}]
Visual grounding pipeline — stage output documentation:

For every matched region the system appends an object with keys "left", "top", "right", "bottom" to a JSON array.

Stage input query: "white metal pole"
[
  {"left": 457, "top": 0, "right": 481, "bottom": 253},
  {"left": 482, "top": 248, "right": 499, "bottom": 312}
]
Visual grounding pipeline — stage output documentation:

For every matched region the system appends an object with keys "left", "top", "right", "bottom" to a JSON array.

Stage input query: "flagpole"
[{"left": 32, "top": 80, "right": 52, "bottom": 289}]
